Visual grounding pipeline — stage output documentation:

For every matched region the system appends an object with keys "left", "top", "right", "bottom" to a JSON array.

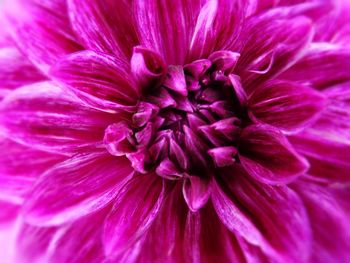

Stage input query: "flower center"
[{"left": 104, "top": 50, "right": 247, "bottom": 179}]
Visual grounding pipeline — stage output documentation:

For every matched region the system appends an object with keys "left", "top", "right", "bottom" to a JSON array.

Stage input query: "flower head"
[{"left": 1, "top": 0, "right": 350, "bottom": 262}]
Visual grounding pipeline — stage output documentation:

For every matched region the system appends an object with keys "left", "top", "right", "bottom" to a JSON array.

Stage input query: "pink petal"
[
  {"left": 5, "top": 0, "right": 81, "bottom": 73},
  {"left": 211, "top": 178, "right": 267, "bottom": 248},
  {"left": 16, "top": 224, "right": 56, "bottom": 263},
  {"left": 189, "top": 0, "right": 245, "bottom": 61},
  {"left": 50, "top": 50, "right": 139, "bottom": 113},
  {"left": 68, "top": 0, "right": 138, "bottom": 61},
  {"left": 248, "top": 80, "right": 326, "bottom": 132},
  {"left": 0, "top": 82, "right": 117, "bottom": 154},
  {"left": 131, "top": 46, "right": 166, "bottom": 90},
  {"left": 236, "top": 14, "right": 313, "bottom": 91},
  {"left": 185, "top": 203, "right": 245, "bottom": 263},
  {"left": 208, "top": 146, "right": 238, "bottom": 167},
  {"left": 281, "top": 45, "right": 350, "bottom": 90},
  {"left": 221, "top": 168, "right": 312, "bottom": 262},
  {"left": 0, "top": 201, "right": 18, "bottom": 225},
  {"left": 103, "top": 174, "right": 165, "bottom": 257},
  {"left": 293, "top": 181, "right": 350, "bottom": 263},
  {"left": 16, "top": 209, "right": 107, "bottom": 263},
  {"left": 0, "top": 47, "right": 45, "bottom": 97},
  {"left": 289, "top": 83, "right": 350, "bottom": 182},
  {"left": 239, "top": 125, "right": 309, "bottom": 184},
  {"left": 115, "top": 182, "right": 187, "bottom": 263},
  {"left": 0, "top": 139, "right": 64, "bottom": 204},
  {"left": 134, "top": 0, "right": 205, "bottom": 64},
  {"left": 23, "top": 151, "right": 133, "bottom": 226},
  {"left": 183, "top": 176, "right": 211, "bottom": 212}
]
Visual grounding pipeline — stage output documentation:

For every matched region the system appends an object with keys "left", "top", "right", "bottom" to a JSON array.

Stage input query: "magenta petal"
[
  {"left": 289, "top": 82, "right": 350, "bottom": 183},
  {"left": 239, "top": 125, "right": 309, "bottom": 184},
  {"left": 134, "top": 0, "right": 205, "bottom": 64},
  {"left": 0, "top": 82, "right": 116, "bottom": 154},
  {"left": 50, "top": 50, "right": 139, "bottom": 112},
  {"left": 16, "top": 209, "right": 107, "bottom": 263},
  {"left": 211, "top": 180, "right": 264, "bottom": 246},
  {"left": 236, "top": 14, "right": 313, "bottom": 91},
  {"left": 5, "top": 0, "right": 81, "bottom": 73},
  {"left": 185, "top": 203, "right": 245, "bottom": 263},
  {"left": 0, "top": 47, "right": 45, "bottom": 96},
  {"left": 189, "top": 0, "right": 245, "bottom": 61},
  {"left": 103, "top": 174, "right": 165, "bottom": 257},
  {"left": 293, "top": 181, "right": 350, "bottom": 262},
  {"left": 131, "top": 46, "right": 166, "bottom": 90},
  {"left": 281, "top": 45, "right": 350, "bottom": 89},
  {"left": 248, "top": 80, "right": 326, "bottom": 132},
  {"left": 0, "top": 201, "right": 18, "bottom": 225},
  {"left": 68, "top": 0, "right": 138, "bottom": 61},
  {"left": 222, "top": 168, "right": 312, "bottom": 262},
  {"left": 112, "top": 182, "right": 187, "bottom": 262},
  {"left": 23, "top": 151, "right": 133, "bottom": 226},
  {"left": 183, "top": 176, "right": 211, "bottom": 212},
  {"left": 0, "top": 139, "right": 63, "bottom": 204},
  {"left": 208, "top": 146, "right": 238, "bottom": 167}
]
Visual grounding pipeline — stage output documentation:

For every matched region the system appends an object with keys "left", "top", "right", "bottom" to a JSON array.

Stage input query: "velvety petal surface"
[
  {"left": 23, "top": 151, "right": 133, "bottom": 226},
  {"left": 5, "top": 0, "right": 81, "bottom": 73},
  {"left": 239, "top": 125, "right": 309, "bottom": 184},
  {"left": 68, "top": 0, "right": 138, "bottom": 61},
  {"left": 248, "top": 80, "right": 325, "bottom": 132},
  {"left": 0, "top": 82, "right": 116, "bottom": 154},
  {"left": 50, "top": 50, "right": 139, "bottom": 112},
  {"left": 103, "top": 174, "right": 165, "bottom": 258}
]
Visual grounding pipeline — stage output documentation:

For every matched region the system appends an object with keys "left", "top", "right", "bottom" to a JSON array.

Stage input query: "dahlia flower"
[{"left": 0, "top": 0, "right": 350, "bottom": 262}]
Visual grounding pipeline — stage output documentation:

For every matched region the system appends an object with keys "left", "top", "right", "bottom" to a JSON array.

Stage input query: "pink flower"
[{"left": 1, "top": 0, "right": 350, "bottom": 262}]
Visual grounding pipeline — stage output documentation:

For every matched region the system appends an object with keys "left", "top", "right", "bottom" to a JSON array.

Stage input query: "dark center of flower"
[{"left": 104, "top": 50, "right": 247, "bottom": 179}]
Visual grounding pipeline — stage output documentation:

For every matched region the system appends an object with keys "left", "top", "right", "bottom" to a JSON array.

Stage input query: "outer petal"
[
  {"left": 0, "top": 139, "right": 64, "bottom": 204},
  {"left": 68, "top": 0, "right": 138, "bottom": 61},
  {"left": 0, "top": 201, "right": 18, "bottom": 225},
  {"left": 0, "top": 82, "right": 116, "bottom": 154},
  {"left": 221, "top": 168, "right": 312, "bottom": 262},
  {"left": 248, "top": 80, "right": 325, "bottom": 132},
  {"left": 239, "top": 125, "right": 309, "bottom": 184},
  {"left": 115, "top": 182, "right": 187, "bottom": 263},
  {"left": 293, "top": 181, "right": 350, "bottom": 263},
  {"left": 103, "top": 174, "right": 165, "bottom": 258},
  {"left": 23, "top": 151, "right": 133, "bottom": 226},
  {"left": 236, "top": 14, "right": 314, "bottom": 91},
  {"left": 134, "top": 0, "right": 205, "bottom": 64},
  {"left": 281, "top": 45, "right": 350, "bottom": 89},
  {"left": 188, "top": 0, "right": 245, "bottom": 61},
  {"left": 185, "top": 203, "right": 246, "bottom": 263},
  {"left": 5, "top": 0, "right": 81, "bottom": 73},
  {"left": 50, "top": 50, "right": 139, "bottom": 112},
  {"left": 0, "top": 47, "right": 45, "bottom": 99},
  {"left": 16, "top": 209, "right": 107, "bottom": 263},
  {"left": 289, "top": 83, "right": 350, "bottom": 182}
]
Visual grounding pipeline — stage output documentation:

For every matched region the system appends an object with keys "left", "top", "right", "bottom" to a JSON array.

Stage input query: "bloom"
[{"left": 1, "top": 0, "right": 350, "bottom": 262}]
